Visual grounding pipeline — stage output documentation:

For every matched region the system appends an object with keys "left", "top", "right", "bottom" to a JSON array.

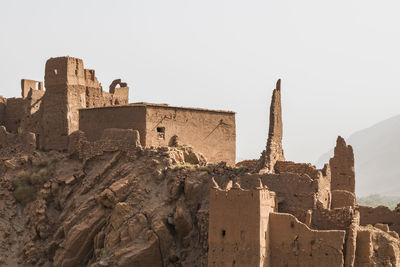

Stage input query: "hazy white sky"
[{"left": 1, "top": 1, "right": 400, "bottom": 164}]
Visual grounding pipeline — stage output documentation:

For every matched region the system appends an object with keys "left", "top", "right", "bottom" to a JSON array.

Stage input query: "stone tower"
[
  {"left": 257, "top": 79, "right": 285, "bottom": 173},
  {"left": 39, "top": 56, "right": 129, "bottom": 150},
  {"left": 329, "top": 136, "right": 356, "bottom": 208},
  {"left": 40, "top": 57, "right": 89, "bottom": 150},
  {"left": 208, "top": 183, "right": 276, "bottom": 267}
]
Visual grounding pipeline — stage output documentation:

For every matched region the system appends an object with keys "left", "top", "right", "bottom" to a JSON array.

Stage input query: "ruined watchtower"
[
  {"left": 257, "top": 79, "right": 285, "bottom": 173},
  {"left": 39, "top": 57, "right": 129, "bottom": 150}
]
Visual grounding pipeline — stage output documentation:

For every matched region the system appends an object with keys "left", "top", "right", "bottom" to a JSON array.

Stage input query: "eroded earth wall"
[
  {"left": 269, "top": 212, "right": 346, "bottom": 267},
  {"left": 208, "top": 187, "right": 276, "bottom": 267},
  {"left": 257, "top": 79, "right": 285, "bottom": 173}
]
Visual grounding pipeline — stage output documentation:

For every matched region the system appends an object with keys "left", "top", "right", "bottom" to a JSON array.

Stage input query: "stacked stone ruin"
[{"left": 208, "top": 80, "right": 400, "bottom": 266}]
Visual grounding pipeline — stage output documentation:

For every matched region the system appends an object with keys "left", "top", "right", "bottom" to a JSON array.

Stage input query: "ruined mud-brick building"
[
  {"left": 208, "top": 80, "right": 400, "bottom": 266},
  {"left": 1, "top": 56, "right": 400, "bottom": 266},
  {"left": 0, "top": 56, "right": 235, "bottom": 165}
]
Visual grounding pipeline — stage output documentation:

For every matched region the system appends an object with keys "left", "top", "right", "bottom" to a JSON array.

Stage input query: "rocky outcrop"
[{"left": 0, "top": 141, "right": 245, "bottom": 266}]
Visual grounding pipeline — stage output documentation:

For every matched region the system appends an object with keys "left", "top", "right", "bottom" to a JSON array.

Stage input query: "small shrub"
[
  {"left": 30, "top": 168, "right": 48, "bottom": 186},
  {"left": 13, "top": 171, "right": 31, "bottom": 188},
  {"left": 14, "top": 184, "right": 36, "bottom": 205},
  {"left": 13, "top": 168, "right": 51, "bottom": 205}
]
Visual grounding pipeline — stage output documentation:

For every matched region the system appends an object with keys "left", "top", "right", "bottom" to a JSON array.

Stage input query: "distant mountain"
[{"left": 317, "top": 115, "right": 400, "bottom": 196}]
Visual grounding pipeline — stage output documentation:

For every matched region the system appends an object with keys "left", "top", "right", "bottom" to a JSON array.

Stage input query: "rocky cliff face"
[{"left": 0, "top": 144, "right": 244, "bottom": 267}]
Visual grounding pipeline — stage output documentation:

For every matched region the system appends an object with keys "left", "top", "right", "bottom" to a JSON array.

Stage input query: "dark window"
[
  {"left": 157, "top": 127, "right": 165, "bottom": 139},
  {"left": 222, "top": 229, "right": 226, "bottom": 237}
]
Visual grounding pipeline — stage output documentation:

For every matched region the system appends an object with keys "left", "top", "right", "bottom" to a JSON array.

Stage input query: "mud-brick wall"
[
  {"left": 359, "top": 205, "right": 400, "bottom": 235},
  {"left": 79, "top": 106, "right": 147, "bottom": 146},
  {"left": 4, "top": 98, "right": 29, "bottom": 133},
  {"left": 208, "top": 188, "right": 275, "bottom": 267},
  {"left": 260, "top": 173, "right": 318, "bottom": 213},
  {"left": 311, "top": 207, "right": 354, "bottom": 230},
  {"left": 269, "top": 212, "right": 346, "bottom": 266},
  {"left": 145, "top": 106, "right": 235, "bottom": 165},
  {"left": 39, "top": 85, "right": 69, "bottom": 150}
]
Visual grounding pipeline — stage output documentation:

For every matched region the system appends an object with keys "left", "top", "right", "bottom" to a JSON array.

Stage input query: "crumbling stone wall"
[
  {"left": 108, "top": 79, "right": 129, "bottom": 105},
  {"left": 269, "top": 212, "right": 346, "bottom": 267},
  {"left": 355, "top": 225, "right": 400, "bottom": 266},
  {"left": 275, "top": 161, "right": 332, "bottom": 210},
  {"left": 257, "top": 79, "right": 285, "bottom": 173},
  {"left": 4, "top": 98, "right": 29, "bottom": 133},
  {"left": 2, "top": 79, "right": 45, "bottom": 134},
  {"left": 311, "top": 207, "right": 354, "bottom": 230},
  {"left": 68, "top": 128, "right": 141, "bottom": 161},
  {"left": 358, "top": 205, "right": 400, "bottom": 235},
  {"left": 21, "top": 79, "right": 43, "bottom": 98},
  {"left": 275, "top": 161, "right": 322, "bottom": 180},
  {"left": 208, "top": 185, "right": 276, "bottom": 267},
  {"left": 238, "top": 171, "right": 331, "bottom": 223}
]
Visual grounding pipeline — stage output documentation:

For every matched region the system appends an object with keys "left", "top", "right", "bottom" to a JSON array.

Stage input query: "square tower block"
[
  {"left": 208, "top": 187, "right": 276, "bottom": 267},
  {"left": 44, "top": 57, "right": 86, "bottom": 88}
]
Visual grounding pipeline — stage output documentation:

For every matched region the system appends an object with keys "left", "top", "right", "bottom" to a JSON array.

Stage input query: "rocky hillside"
[
  {"left": 317, "top": 115, "right": 400, "bottom": 196},
  {"left": 0, "top": 145, "right": 246, "bottom": 266}
]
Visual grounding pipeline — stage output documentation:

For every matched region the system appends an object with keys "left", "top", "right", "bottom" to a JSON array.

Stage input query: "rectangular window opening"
[{"left": 157, "top": 127, "right": 165, "bottom": 139}]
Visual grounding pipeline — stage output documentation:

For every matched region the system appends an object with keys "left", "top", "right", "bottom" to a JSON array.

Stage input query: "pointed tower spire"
[{"left": 256, "top": 79, "right": 285, "bottom": 173}]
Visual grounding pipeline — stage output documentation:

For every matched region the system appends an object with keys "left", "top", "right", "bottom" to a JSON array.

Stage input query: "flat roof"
[{"left": 80, "top": 102, "right": 235, "bottom": 114}]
